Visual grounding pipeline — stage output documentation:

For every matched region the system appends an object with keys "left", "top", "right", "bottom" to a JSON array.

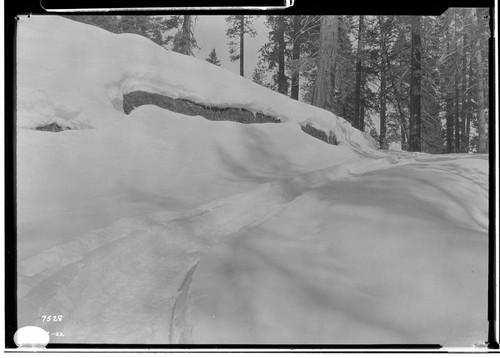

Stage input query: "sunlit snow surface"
[{"left": 16, "top": 16, "right": 488, "bottom": 347}]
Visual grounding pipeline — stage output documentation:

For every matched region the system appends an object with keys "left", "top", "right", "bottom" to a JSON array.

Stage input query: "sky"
[{"left": 192, "top": 16, "right": 268, "bottom": 79}]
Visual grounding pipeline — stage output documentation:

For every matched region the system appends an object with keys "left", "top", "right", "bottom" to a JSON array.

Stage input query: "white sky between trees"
[{"left": 193, "top": 15, "right": 268, "bottom": 79}]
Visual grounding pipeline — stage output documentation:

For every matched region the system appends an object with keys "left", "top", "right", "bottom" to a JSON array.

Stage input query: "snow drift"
[
  {"left": 16, "top": 15, "right": 488, "bottom": 348},
  {"left": 16, "top": 16, "right": 374, "bottom": 148}
]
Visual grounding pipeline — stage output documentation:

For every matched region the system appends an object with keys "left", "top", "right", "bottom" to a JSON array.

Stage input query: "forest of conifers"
[{"left": 65, "top": 10, "right": 491, "bottom": 154}]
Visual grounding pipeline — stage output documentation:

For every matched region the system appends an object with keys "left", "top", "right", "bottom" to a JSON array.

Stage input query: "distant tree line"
[
  {"left": 250, "top": 12, "right": 489, "bottom": 153},
  {"left": 65, "top": 11, "right": 490, "bottom": 153}
]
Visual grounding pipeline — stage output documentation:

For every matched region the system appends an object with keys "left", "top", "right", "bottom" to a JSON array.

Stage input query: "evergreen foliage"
[
  {"left": 225, "top": 15, "right": 257, "bottom": 76},
  {"left": 172, "top": 16, "right": 198, "bottom": 56},
  {"left": 67, "top": 13, "right": 490, "bottom": 153},
  {"left": 206, "top": 48, "right": 222, "bottom": 66}
]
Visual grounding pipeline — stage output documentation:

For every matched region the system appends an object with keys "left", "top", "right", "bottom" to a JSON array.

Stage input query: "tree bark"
[
  {"left": 460, "top": 32, "right": 468, "bottom": 152},
  {"left": 312, "top": 16, "right": 338, "bottom": 110},
  {"left": 240, "top": 16, "right": 245, "bottom": 77},
  {"left": 353, "top": 15, "right": 365, "bottom": 130},
  {"left": 446, "top": 95, "right": 454, "bottom": 153},
  {"left": 174, "top": 15, "right": 193, "bottom": 55},
  {"left": 360, "top": 100, "right": 365, "bottom": 132},
  {"left": 400, "top": 113, "right": 408, "bottom": 151},
  {"left": 291, "top": 16, "right": 301, "bottom": 100},
  {"left": 378, "top": 16, "right": 387, "bottom": 150},
  {"left": 409, "top": 16, "right": 422, "bottom": 152},
  {"left": 454, "top": 17, "right": 460, "bottom": 153},
  {"left": 471, "top": 8, "right": 487, "bottom": 153},
  {"left": 277, "top": 16, "right": 288, "bottom": 94},
  {"left": 454, "top": 65, "right": 460, "bottom": 153},
  {"left": 443, "top": 33, "right": 454, "bottom": 153},
  {"left": 465, "top": 50, "right": 473, "bottom": 153}
]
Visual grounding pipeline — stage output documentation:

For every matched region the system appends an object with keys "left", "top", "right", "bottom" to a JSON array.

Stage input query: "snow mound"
[
  {"left": 174, "top": 156, "right": 488, "bottom": 346},
  {"left": 17, "top": 104, "right": 361, "bottom": 258},
  {"left": 15, "top": 15, "right": 489, "bottom": 348},
  {"left": 17, "top": 15, "right": 374, "bottom": 150}
]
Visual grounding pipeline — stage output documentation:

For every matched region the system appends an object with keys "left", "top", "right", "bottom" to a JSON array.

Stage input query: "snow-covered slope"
[
  {"left": 17, "top": 16, "right": 374, "bottom": 148},
  {"left": 16, "top": 15, "right": 488, "bottom": 348},
  {"left": 17, "top": 15, "right": 376, "bottom": 259},
  {"left": 173, "top": 156, "right": 488, "bottom": 346}
]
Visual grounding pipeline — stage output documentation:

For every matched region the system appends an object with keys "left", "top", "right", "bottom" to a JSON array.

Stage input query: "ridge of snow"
[
  {"left": 18, "top": 103, "right": 369, "bottom": 262},
  {"left": 17, "top": 15, "right": 375, "bottom": 150},
  {"left": 18, "top": 149, "right": 414, "bottom": 293}
]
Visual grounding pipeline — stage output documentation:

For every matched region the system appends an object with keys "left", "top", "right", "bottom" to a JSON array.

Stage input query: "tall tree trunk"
[
  {"left": 360, "top": 100, "right": 365, "bottom": 132},
  {"left": 332, "top": 61, "right": 337, "bottom": 100},
  {"left": 277, "top": 16, "right": 288, "bottom": 94},
  {"left": 379, "top": 75, "right": 387, "bottom": 149},
  {"left": 312, "top": 16, "right": 338, "bottom": 110},
  {"left": 465, "top": 45, "right": 474, "bottom": 153},
  {"left": 401, "top": 115, "right": 408, "bottom": 151},
  {"left": 378, "top": 16, "right": 388, "bottom": 150},
  {"left": 471, "top": 8, "right": 487, "bottom": 153},
  {"left": 409, "top": 16, "right": 422, "bottom": 152},
  {"left": 291, "top": 16, "right": 301, "bottom": 100},
  {"left": 446, "top": 95, "right": 454, "bottom": 153},
  {"left": 444, "top": 34, "right": 454, "bottom": 153},
  {"left": 454, "top": 66, "right": 460, "bottom": 153},
  {"left": 353, "top": 15, "right": 365, "bottom": 130},
  {"left": 454, "top": 17, "right": 460, "bottom": 153},
  {"left": 239, "top": 16, "right": 245, "bottom": 77},
  {"left": 174, "top": 15, "right": 193, "bottom": 55},
  {"left": 460, "top": 32, "right": 468, "bottom": 152},
  {"left": 394, "top": 95, "right": 407, "bottom": 151}
]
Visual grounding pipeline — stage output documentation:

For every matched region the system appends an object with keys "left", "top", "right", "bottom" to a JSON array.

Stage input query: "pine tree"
[
  {"left": 173, "top": 15, "right": 198, "bottom": 56},
  {"left": 393, "top": 20, "right": 412, "bottom": 151},
  {"left": 419, "top": 15, "right": 443, "bottom": 153},
  {"left": 377, "top": 16, "right": 389, "bottom": 149},
  {"left": 471, "top": 8, "right": 487, "bottom": 153},
  {"left": 332, "top": 16, "right": 356, "bottom": 123},
  {"left": 453, "top": 13, "right": 461, "bottom": 153},
  {"left": 290, "top": 16, "right": 304, "bottom": 100},
  {"left": 225, "top": 15, "right": 257, "bottom": 77},
  {"left": 312, "top": 16, "right": 338, "bottom": 110},
  {"left": 206, "top": 48, "right": 221, "bottom": 66},
  {"left": 440, "top": 12, "right": 455, "bottom": 153},
  {"left": 259, "top": 16, "right": 292, "bottom": 95},
  {"left": 408, "top": 16, "right": 422, "bottom": 152},
  {"left": 435, "top": 8, "right": 489, "bottom": 153},
  {"left": 353, "top": 15, "right": 365, "bottom": 131},
  {"left": 292, "top": 15, "right": 321, "bottom": 104},
  {"left": 276, "top": 16, "right": 289, "bottom": 94},
  {"left": 252, "top": 59, "right": 272, "bottom": 88},
  {"left": 460, "top": 30, "right": 468, "bottom": 152}
]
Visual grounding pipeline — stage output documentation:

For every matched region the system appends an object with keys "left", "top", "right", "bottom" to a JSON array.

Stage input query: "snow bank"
[
  {"left": 16, "top": 15, "right": 374, "bottom": 149},
  {"left": 15, "top": 15, "right": 489, "bottom": 348},
  {"left": 17, "top": 105, "right": 359, "bottom": 259},
  {"left": 175, "top": 156, "right": 489, "bottom": 346}
]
